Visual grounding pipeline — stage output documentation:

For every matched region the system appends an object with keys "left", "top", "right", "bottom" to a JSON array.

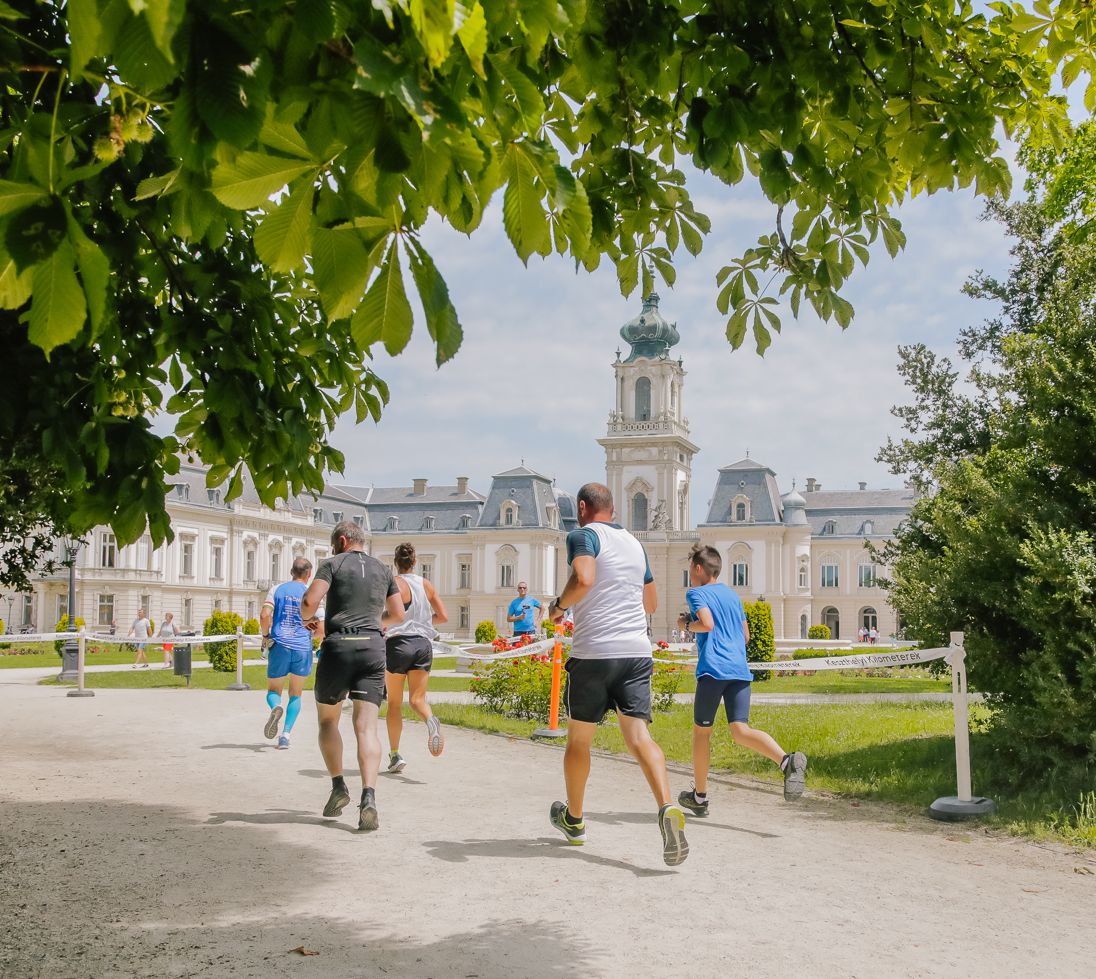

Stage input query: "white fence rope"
[
  {"left": 653, "top": 646, "right": 951, "bottom": 671},
  {"left": 10, "top": 631, "right": 263, "bottom": 647}
]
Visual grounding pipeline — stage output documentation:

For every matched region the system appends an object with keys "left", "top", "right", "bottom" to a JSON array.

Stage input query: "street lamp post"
[{"left": 58, "top": 537, "right": 80, "bottom": 682}]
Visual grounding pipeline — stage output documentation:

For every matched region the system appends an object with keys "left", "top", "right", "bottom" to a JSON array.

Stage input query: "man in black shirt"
[{"left": 301, "top": 520, "right": 405, "bottom": 831}]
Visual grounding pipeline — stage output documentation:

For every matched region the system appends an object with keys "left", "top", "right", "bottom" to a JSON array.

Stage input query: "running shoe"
[
  {"left": 549, "top": 801, "right": 586, "bottom": 845},
  {"left": 783, "top": 751, "right": 808, "bottom": 801},
  {"left": 658, "top": 804, "right": 689, "bottom": 866},
  {"left": 387, "top": 751, "right": 407, "bottom": 773},
  {"left": 263, "top": 705, "right": 283, "bottom": 740},
  {"left": 358, "top": 790, "right": 379, "bottom": 832},
  {"left": 426, "top": 716, "right": 444, "bottom": 757},
  {"left": 276, "top": 735, "right": 290, "bottom": 750},
  {"left": 678, "top": 788, "right": 709, "bottom": 817},
  {"left": 323, "top": 782, "right": 351, "bottom": 818}
]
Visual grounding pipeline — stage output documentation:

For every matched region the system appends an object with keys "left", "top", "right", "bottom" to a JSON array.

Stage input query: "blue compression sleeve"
[
  {"left": 266, "top": 689, "right": 281, "bottom": 711},
  {"left": 284, "top": 695, "right": 302, "bottom": 734}
]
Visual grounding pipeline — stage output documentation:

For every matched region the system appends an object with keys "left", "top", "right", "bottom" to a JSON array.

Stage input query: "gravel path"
[{"left": 1, "top": 685, "right": 1092, "bottom": 978}]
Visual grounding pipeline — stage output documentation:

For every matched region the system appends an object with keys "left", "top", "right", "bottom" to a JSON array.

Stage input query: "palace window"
[
  {"left": 861, "top": 520, "right": 874, "bottom": 536},
  {"left": 353, "top": 514, "right": 365, "bottom": 527},
  {"left": 858, "top": 564, "right": 877, "bottom": 588},
  {"left": 797, "top": 562, "right": 809, "bottom": 589},
  {"left": 207, "top": 489, "right": 221, "bottom": 506},
  {"left": 100, "top": 532, "right": 117, "bottom": 569},
  {"left": 97, "top": 594, "right": 114, "bottom": 627},
  {"left": 332, "top": 511, "right": 343, "bottom": 524},
  {"left": 245, "top": 548, "right": 256, "bottom": 581},
  {"left": 56, "top": 594, "right": 68, "bottom": 621},
  {"left": 182, "top": 598, "right": 193, "bottom": 628},
  {"left": 313, "top": 507, "right": 324, "bottom": 522},
  {"left": 211, "top": 542, "right": 224, "bottom": 580},
  {"left": 635, "top": 376, "right": 652, "bottom": 420},
  {"left": 820, "top": 562, "right": 839, "bottom": 588},
  {"left": 735, "top": 502, "right": 746, "bottom": 521},
  {"left": 22, "top": 593, "right": 33, "bottom": 626},
  {"left": 181, "top": 539, "right": 195, "bottom": 577},
  {"left": 502, "top": 502, "right": 517, "bottom": 526},
  {"left": 631, "top": 492, "right": 648, "bottom": 532},
  {"left": 821, "top": 520, "right": 837, "bottom": 535},
  {"left": 175, "top": 483, "right": 189, "bottom": 501},
  {"left": 386, "top": 516, "right": 399, "bottom": 531},
  {"left": 422, "top": 516, "right": 436, "bottom": 531},
  {"left": 459, "top": 561, "right": 471, "bottom": 590},
  {"left": 270, "top": 550, "right": 281, "bottom": 581},
  {"left": 731, "top": 562, "right": 749, "bottom": 588},
  {"left": 421, "top": 562, "right": 433, "bottom": 582},
  {"left": 246, "top": 600, "right": 255, "bottom": 620},
  {"left": 497, "top": 546, "right": 517, "bottom": 588},
  {"left": 682, "top": 569, "right": 689, "bottom": 588},
  {"left": 459, "top": 605, "right": 469, "bottom": 629},
  {"left": 459, "top": 514, "right": 472, "bottom": 529}
]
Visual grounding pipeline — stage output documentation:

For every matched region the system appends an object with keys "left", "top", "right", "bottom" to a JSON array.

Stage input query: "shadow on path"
[
  {"left": 422, "top": 836, "right": 676, "bottom": 878},
  {"left": 584, "top": 809, "right": 779, "bottom": 839},
  {"left": 207, "top": 809, "right": 359, "bottom": 834},
  {"left": 200, "top": 742, "right": 271, "bottom": 753}
]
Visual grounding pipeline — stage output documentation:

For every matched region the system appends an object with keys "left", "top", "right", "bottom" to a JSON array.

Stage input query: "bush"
[
  {"left": 543, "top": 620, "right": 556, "bottom": 637},
  {"left": 470, "top": 651, "right": 560, "bottom": 721},
  {"left": 53, "top": 614, "right": 86, "bottom": 654},
  {"left": 243, "top": 618, "right": 260, "bottom": 635},
  {"left": 203, "top": 610, "right": 244, "bottom": 672},
  {"left": 474, "top": 620, "right": 497, "bottom": 643},
  {"left": 744, "top": 599, "right": 775, "bottom": 681},
  {"left": 652, "top": 664, "right": 683, "bottom": 712},
  {"left": 0, "top": 617, "right": 6, "bottom": 650},
  {"left": 807, "top": 624, "right": 831, "bottom": 640}
]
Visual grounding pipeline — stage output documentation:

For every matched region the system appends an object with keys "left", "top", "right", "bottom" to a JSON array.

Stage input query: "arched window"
[
  {"left": 501, "top": 501, "right": 518, "bottom": 526},
  {"left": 862, "top": 520, "right": 874, "bottom": 536},
  {"left": 422, "top": 516, "right": 435, "bottom": 530},
  {"left": 735, "top": 502, "right": 747, "bottom": 521},
  {"left": 822, "top": 606, "right": 840, "bottom": 640},
  {"left": 631, "top": 492, "right": 648, "bottom": 531},
  {"left": 497, "top": 545, "right": 517, "bottom": 588},
  {"left": 799, "top": 613, "right": 808, "bottom": 639},
  {"left": 731, "top": 494, "right": 750, "bottom": 523},
  {"left": 797, "top": 559, "right": 808, "bottom": 589},
  {"left": 861, "top": 607, "right": 878, "bottom": 632},
  {"left": 458, "top": 514, "right": 472, "bottom": 529},
  {"left": 822, "top": 520, "right": 837, "bottom": 535},
  {"left": 635, "top": 376, "right": 651, "bottom": 420},
  {"left": 386, "top": 516, "right": 399, "bottom": 531}
]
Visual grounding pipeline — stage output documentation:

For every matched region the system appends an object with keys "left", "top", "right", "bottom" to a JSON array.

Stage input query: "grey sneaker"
[
  {"left": 358, "top": 790, "right": 379, "bottom": 832},
  {"left": 658, "top": 804, "right": 689, "bottom": 866},
  {"left": 323, "top": 782, "right": 351, "bottom": 818},
  {"left": 783, "top": 751, "right": 808, "bottom": 801},
  {"left": 276, "top": 735, "right": 290, "bottom": 750},
  {"left": 387, "top": 751, "right": 407, "bottom": 773},
  {"left": 426, "top": 716, "right": 444, "bottom": 757},
  {"left": 263, "top": 705, "right": 283, "bottom": 740},
  {"left": 678, "top": 788, "right": 709, "bottom": 817},
  {"left": 549, "top": 801, "right": 586, "bottom": 845}
]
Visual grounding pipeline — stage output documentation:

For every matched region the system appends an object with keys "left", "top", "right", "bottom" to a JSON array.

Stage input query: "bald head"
[{"left": 577, "top": 482, "right": 614, "bottom": 525}]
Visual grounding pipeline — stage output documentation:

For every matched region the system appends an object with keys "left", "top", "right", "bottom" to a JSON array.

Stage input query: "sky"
[{"left": 329, "top": 167, "right": 1014, "bottom": 522}]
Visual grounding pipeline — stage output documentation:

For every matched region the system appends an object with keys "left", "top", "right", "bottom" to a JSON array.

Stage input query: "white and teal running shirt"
[{"left": 565, "top": 522, "right": 654, "bottom": 660}]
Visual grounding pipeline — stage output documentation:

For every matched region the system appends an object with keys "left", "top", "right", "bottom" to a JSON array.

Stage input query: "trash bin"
[{"left": 173, "top": 644, "right": 193, "bottom": 684}]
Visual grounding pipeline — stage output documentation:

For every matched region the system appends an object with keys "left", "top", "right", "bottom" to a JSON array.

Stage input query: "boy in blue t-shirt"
[{"left": 676, "top": 545, "right": 807, "bottom": 815}]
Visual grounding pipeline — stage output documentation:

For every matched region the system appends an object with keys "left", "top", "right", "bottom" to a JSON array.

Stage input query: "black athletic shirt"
[{"left": 314, "top": 550, "right": 398, "bottom": 637}]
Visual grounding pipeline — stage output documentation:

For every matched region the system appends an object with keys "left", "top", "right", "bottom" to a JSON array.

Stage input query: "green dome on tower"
[{"left": 619, "top": 293, "right": 680, "bottom": 362}]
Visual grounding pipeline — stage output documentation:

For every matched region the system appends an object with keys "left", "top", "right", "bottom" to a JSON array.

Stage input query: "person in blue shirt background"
[
  {"left": 506, "top": 581, "right": 542, "bottom": 637},
  {"left": 261, "top": 556, "right": 324, "bottom": 750},
  {"left": 675, "top": 544, "right": 807, "bottom": 816}
]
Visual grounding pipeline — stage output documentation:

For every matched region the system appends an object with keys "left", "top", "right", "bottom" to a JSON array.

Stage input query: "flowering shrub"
[
  {"left": 652, "top": 664, "right": 684, "bottom": 712},
  {"left": 470, "top": 651, "right": 563, "bottom": 721},
  {"left": 656, "top": 640, "right": 670, "bottom": 649},
  {"left": 490, "top": 633, "right": 538, "bottom": 653},
  {"left": 560, "top": 620, "right": 573, "bottom": 637}
]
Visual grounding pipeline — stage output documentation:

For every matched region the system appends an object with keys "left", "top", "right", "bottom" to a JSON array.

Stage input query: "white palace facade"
[{"left": 6, "top": 295, "right": 913, "bottom": 642}]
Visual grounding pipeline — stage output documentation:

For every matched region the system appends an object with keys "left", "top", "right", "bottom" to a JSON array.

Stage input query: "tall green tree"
[
  {"left": 1, "top": 0, "right": 1093, "bottom": 588},
  {"left": 879, "top": 122, "right": 1096, "bottom": 783}
]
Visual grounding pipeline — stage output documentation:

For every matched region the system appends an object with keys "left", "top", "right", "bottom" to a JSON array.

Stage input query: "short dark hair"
[
  {"left": 290, "top": 557, "right": 312, "bottom": 580},
  {"left": 577, "top": 482, "right": 613, "bottom": 514},
  {"left": 689, "top": 544, "right": 721, "bottom": 579},
  {"left": 331, "top": 519, "right": 366, "bottom": 549},
  {"left": 394, "top": 542, "right": 416, "bottom": 573}
]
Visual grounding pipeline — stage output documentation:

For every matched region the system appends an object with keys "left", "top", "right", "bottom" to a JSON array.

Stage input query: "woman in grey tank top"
[{"left": 384, "top": 542, "right": 449, "bottom": 771}]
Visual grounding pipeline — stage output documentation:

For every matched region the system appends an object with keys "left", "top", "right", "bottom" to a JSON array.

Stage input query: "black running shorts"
[
  {"left": 385, "top": 635, "right": 433, "bottom": 674},
  {"left": 314, "top": 634, "right": 386, "bottom": 705},
  {"left": 564, "top": 656, "right": 653, "bottom": 724},
  {"left": 693, "top": 675, "right": 752, "bottom": 727}
]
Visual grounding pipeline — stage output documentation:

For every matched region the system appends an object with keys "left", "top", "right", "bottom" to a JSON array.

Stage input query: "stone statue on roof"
[{"left": 650, "top": 500, "right": 668, "bottom": 530}]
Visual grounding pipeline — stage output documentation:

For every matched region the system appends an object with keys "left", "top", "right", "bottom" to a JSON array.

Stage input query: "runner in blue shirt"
[
  {"left": 261, "top": 557, "right": 324, "bottom": 750},
  {"left": 506, "top": 582, "right": 541, "bottom": 637},
  {"left": 676, "top": 544, "right": 807, "bottom": 816}
]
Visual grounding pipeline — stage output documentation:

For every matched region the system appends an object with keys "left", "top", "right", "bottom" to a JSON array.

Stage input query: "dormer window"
[
  {"left": 731, "top": 494, "right": 751, "bottom": 523},
  {"left": 822, "top": 520, "right": 837, "bottom": 535},
  {"left": 501, "top": 501, "right": 518, "bottom": 526},
  {"left": 175, "top": 483, "right": 189, "bottom": 501},
  {"left": 332, "top": 511, "right": 343, "bottom": 524},
  {"left": 313, "top": 507, "right": 324, "bottom": 522},
  {"left": 207, "top": 489, "right": 222, "bottom": 506},
  {"left": 386, "top": 516, "right": 399, "bottom": 531},
  {"left": 459, "top": 514, "right": 472, "bottom": 529},
  {"left": 353, "top": 514, "right": 364, "bottom": 527},
  {"left": 422, "top": 516, "right": 436, "bottom": 530},
  {"left": 861, "top": 520, "right": 874, "bottom": 536},
  {"left": 735, "top": 502, "right": 746, "bottom": 521}
]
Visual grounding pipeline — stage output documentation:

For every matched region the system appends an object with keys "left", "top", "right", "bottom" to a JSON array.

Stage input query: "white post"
[
  {"left": 929, "top": 630, "right": 994, "bottom": 820},
  {"left": 67, "top": 626, "right": 94, "bottom": 698},
  {"left": 949, "top": 631, "right": 972, "bottom": 802},
  {"left": 226, "top": 625, "right": 250, "bottom": 691}
]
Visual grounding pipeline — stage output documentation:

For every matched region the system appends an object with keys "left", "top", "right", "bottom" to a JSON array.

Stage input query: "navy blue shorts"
[
  {"left": 693, "top": 675, "right": 751, "bottom": 726},
  {"left": 266, "top": 642, "right": 313, "bottom": 679}
]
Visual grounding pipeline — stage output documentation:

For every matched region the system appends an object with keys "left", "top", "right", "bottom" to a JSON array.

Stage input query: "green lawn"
[{"left": 1, "top": 643, "right": 144, "bottom": 668}]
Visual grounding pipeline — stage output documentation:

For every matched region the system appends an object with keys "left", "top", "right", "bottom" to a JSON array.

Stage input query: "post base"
[
  {"left": 67, "top": 689, "right": 95, "bottom": 698},
  {"left": 531, "top": 727, "right": 567, "bottom": 740},
  {"left": 57, "top": 671, "right": 78, "bottom": 683},
  {"left": 929, "top": 796, "right": 996, "bottom": 821},
  {"left": 226, "top": 683, "right": 251, "bottom": 691}
]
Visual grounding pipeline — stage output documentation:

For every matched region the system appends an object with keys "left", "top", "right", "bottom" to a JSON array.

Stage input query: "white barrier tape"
[
  {"left": 652, "top": 646, "right": 950, "bottom": 671},
  {"left": 6, "top": 632, "right": 256, "bottom": 646},
  {"left": 455, "top": 637, "right": 562, "bottom": 663}
]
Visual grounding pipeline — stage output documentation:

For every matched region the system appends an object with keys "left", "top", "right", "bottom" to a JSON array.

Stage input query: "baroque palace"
[{"left": 7, "top": 296, "right": 913, "bottom": 642}]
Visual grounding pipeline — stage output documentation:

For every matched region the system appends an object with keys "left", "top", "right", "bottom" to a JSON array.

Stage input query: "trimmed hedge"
[
  {"left": 807, "top": 624, "right": 831, "bottom": 640},
  {"left": 744, "top": 599, "right": 775, "bottom": 681},
  {"left": 203, "top": 610, "right": 244, "bottom": 671},
  {"left": 474, "top": 620, "right": 497, "bottom": 643}
]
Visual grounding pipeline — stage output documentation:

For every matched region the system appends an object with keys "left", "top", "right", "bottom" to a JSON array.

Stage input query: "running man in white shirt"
[
  {"left": 547, "top": 482, "right": 688, "bottom": 867},
  {"left": 384, "top": 542, "right": 449, "bottom": 772}
]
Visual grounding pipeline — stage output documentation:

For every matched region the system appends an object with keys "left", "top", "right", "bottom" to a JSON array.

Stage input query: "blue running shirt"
[
  {"left": 265, "top": 580, "right": 312, "bottom": 654},
  {"left": 686, "top": 582, "right": 752, "bottom": 681}
]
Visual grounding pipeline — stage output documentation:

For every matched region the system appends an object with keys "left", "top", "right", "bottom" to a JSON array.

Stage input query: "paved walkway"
[{"left": 0, "top": 685, "right": 1092, "bottom": 978}]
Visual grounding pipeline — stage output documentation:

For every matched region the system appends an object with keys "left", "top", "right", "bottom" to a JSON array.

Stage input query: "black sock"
[
  {"left": 332, "top": 775, "right": 347, "bottom": 791},
  {"left": 563, "top": 806, "right": 581, "bottom": 825},
  {"left": 694, "top": 790, "right": 707, "bottom": 801}
]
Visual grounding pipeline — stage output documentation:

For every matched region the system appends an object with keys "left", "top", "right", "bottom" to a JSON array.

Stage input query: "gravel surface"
[{"left": 1, "top": 685, "right": 1093, "bottom": 978}]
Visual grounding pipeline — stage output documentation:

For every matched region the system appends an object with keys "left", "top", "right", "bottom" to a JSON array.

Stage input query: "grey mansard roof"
[
  {"left": 701, "top": 458, "right": 783, "bottom": 525},
  {"left": 332, "top": 482, "right": 485, "bottom": 534},
  {"left": 479, "top": 466, "right": 569, "bottom": 530},
  {"left": 804, "top": 487, "right": 916, "bottom": 538}
]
